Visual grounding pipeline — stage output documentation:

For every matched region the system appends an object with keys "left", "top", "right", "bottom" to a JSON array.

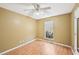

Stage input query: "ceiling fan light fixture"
[
  {"left": 35, "top": 12, "right": 40, "bottom": 15},
  {"left": 34, "top": 11, "right": 45, "bottom": 16}
]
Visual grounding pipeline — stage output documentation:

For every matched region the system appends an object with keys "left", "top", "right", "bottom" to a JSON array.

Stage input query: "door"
[{"left": 77, "top": 18, "right": 79, "bottom": 52}]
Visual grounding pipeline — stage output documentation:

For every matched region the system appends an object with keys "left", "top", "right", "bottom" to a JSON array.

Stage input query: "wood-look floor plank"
[{"left": 5, "top": 40, "right": 73, "bottom": 55}]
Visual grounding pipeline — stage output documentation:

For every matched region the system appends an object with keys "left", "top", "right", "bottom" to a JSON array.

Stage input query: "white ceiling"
[{"left": 0, "top": 3, "right": 75, "bottom": 20}]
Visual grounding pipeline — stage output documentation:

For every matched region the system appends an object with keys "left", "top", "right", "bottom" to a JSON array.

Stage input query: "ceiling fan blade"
[
  {"left": 26, "top": 10, "right": 36, "bottom": 16},
  {"left": 40, "top": 7, "right": 51, "bottom": 10},
  {"left": 24, "top": 9, "right": 34, "bottom": 11}
]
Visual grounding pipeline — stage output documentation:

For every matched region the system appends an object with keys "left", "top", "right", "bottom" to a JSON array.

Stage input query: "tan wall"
[
  {"left": 0, "top": 7, "right": 36, "bottom": 52},
  {"left": 36, "top": 20, "right": 44, "bottom": 39},
  {"left": 37, "top": 13, "right": 71, "bottom": 46}
]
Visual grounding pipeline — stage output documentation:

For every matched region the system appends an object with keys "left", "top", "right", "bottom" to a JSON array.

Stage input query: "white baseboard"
[
  {"left": 0, "top": 39, "right": 36, "bottom": 55},
  {"left": 52, "top": 42, "right": 75, "bottom": 55},
  {"left": 70, "top": 47, "right": 75, "bottom": 55},
  {"left": 52, "top": 42, "right": 71, "bottom": 48},
  {"left": 75, "top": 48, "right": 79, "bottom": 55}
]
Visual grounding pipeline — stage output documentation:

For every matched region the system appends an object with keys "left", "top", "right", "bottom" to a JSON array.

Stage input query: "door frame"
[{"left": 74, "top": 7, "right": 79, "bottom": 54}]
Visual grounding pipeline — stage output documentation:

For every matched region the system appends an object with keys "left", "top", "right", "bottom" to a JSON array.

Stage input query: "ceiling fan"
[
  {"left": 24, "top": 3, "right": 51, "bottom": 15},
  {"left": 33, "top": 3, "right": 51, "bottom": 11}
]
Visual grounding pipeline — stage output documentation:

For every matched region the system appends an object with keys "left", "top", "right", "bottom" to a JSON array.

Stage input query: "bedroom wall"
[
  {"left": 37, "top": 13, "right": 71, "bottom": 46},
  {"left": 0, "top": 7, "right": 37, "bottom": 52}
]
